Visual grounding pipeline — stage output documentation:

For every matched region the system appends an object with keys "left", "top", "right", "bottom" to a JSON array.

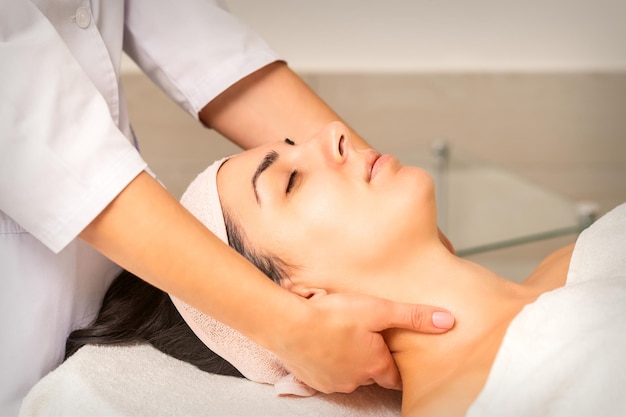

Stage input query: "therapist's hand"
[{"left": 275, "top": 292, "right": 455, "bottom": 394}]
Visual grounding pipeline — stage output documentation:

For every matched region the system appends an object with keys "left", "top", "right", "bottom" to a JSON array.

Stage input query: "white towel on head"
[{"left": 170, "top": 157, "right": 316, "bottom": 396}]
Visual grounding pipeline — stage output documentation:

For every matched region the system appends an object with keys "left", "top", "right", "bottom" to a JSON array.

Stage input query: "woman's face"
[{"left": 217, "top": 121, "right": 438, "bottom": 294}]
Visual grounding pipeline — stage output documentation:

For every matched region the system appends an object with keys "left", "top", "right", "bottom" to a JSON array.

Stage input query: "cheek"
[
  {"left": 278, "top": 189, "right": 352, "bottom": 252},
  {"left": 285, "top": 194, "right": 387, "bottom": 273},
  {"left": 261, "top": 185, "right": 369, "bottom": 274},
  {"left": 284, "top": 175, "right": 354, "bottom": 237},
  {"left": 341, "top": 168, "right": 438, "bottom": 261},
  {"left": 253, "top": 168, "right": 436, "bottom": 284}
]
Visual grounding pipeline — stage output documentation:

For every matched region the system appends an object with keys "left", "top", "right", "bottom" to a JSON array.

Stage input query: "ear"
[{"left": 290, "top": 286, "right": 328, "bottom": 300}]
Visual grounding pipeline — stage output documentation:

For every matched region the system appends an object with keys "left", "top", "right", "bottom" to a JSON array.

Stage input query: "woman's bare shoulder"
[{"left": 523, "top": 243, "right": 575, "bottom": 290}]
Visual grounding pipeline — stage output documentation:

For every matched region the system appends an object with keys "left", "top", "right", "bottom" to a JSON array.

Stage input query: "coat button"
[{"left": 74, "top": 6, "right": 91, "bottom": 29}]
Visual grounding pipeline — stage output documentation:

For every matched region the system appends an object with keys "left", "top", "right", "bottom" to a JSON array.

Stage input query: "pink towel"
[{"left": 170, "top": 157, "right": 316, "bottom": 397}]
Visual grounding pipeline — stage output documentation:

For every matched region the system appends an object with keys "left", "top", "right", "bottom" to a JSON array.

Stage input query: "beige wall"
[{"left": 223, "top": 0, "right": 626, "bottom": 72}]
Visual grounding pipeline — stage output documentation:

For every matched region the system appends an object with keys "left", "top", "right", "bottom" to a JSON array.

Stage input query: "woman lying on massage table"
[{"left": 65, "top": 121, "right": 626, "bottom": 417}]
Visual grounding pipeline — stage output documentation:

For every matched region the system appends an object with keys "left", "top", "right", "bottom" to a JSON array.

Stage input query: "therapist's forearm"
[
  {"left": 199, "top": 61, "right": 369, "bottom": 150},
  {"left": 79, "top": 171, "right": 299, "bottom": 347}
]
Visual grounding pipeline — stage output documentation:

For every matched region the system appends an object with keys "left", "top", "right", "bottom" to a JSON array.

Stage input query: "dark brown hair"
[{"left": 65, "top": 208, "right": 292, "bottom": 377}]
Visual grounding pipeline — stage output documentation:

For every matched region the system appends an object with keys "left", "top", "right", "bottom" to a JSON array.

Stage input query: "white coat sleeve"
[
  {"left": 123, "top": 0, "right": 282, "bottom": 118},
  {"left": 0, "top": 1, "right": 147, "bottom": 253}
]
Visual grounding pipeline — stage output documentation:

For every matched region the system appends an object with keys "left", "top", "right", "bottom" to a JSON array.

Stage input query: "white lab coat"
[{"left": 0, "top": 0, "right": 279, "bottom": 414}]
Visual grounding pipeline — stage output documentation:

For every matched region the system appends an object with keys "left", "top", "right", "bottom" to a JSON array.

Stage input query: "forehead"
[
  {"left": 222, "top": 139, "right": 285, "bottom": 174},
  {"left": 216, "top": 141, "right": 282, "bottom": 211}
]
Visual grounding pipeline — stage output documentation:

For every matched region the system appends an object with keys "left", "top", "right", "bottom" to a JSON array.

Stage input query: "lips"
[{"left": 365, "top": 150, "right": 382, "bottom": 182}]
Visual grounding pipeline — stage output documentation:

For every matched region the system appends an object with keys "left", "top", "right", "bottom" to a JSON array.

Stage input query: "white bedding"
[
  {"left": 19, "top": 344, "right": 401, "bottom": 416},
  {"left": 467, "top": 202, "right": 626, "bottom": 417}
]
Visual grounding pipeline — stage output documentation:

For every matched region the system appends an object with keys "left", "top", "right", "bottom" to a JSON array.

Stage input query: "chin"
[
  {"left": 396, "top": 167, "right": 438, "bottom": 230},
  {"left": 399, "top": 165, "right": 436, "bottom": 202}
]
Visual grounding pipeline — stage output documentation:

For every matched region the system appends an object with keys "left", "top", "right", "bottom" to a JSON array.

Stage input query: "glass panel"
[{"left": 397, "top": 142, "right": 595, "bottom": 257}]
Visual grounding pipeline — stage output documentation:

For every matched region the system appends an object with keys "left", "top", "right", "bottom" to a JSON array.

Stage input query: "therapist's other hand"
[{"left": 276, "top": 292, "right": 455, "bottom": 394}]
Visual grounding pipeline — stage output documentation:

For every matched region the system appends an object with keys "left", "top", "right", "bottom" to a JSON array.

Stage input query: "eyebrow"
[{"left": 252, "top": 150, "right": 279, "bottom": 204}]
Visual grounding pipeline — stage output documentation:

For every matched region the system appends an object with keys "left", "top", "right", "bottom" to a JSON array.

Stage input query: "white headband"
[{"left": 169, "top": 157, "right": 315, "bottom": 396}]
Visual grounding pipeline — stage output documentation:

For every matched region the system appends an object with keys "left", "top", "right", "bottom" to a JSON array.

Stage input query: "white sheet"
[
  {"left": 467, "top": 202, "right": 626, "bottom": 417},
  {"left": 19, "top": 344, "right": 401, "bottom": 416}
]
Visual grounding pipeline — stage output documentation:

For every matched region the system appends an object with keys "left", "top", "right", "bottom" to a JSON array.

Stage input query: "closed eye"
[{"left": 286, "top": 170, "right": 298, "bottom": 194}]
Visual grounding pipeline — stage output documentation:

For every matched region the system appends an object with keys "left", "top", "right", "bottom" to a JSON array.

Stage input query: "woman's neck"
[{"left": 369, "top": 242, "right": 558, "bottom": 416}]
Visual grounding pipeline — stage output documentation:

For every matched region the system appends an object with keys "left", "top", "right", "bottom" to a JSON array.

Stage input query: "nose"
[{"left": 310, "top": 121, "right": 351, "bottom": 164}]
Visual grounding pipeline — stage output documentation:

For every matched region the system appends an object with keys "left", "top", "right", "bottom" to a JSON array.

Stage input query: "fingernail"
[{"left": 432, "top": 311, "right": 455, "bottom": 329}]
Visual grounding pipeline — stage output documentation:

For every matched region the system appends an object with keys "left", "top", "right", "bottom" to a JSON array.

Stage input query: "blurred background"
[{"left": 121, "top": 0, "right": 626, "bottom": 281}]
